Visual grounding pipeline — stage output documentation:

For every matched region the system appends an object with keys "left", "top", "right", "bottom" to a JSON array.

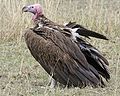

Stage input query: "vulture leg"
[{"left": 49, "top": 76, "right": 57, "bottom": 88}]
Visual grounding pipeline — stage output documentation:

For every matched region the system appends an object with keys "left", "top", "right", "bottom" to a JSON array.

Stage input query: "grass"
[{"left": 0, "top": 0, "right": 120, "bottom": 96}]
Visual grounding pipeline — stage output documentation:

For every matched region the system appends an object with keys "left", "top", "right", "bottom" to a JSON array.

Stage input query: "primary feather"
[{"left": 65, "top": 22, "right": 108, "bottom": 40}]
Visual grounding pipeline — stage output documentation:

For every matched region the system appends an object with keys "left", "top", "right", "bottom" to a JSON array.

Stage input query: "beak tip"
[{"left": 22, "top": 6, "right": 28, "bottom": 13}]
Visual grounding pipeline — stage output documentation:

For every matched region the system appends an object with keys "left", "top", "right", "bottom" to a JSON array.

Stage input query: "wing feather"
[
  {"left": 65, "top": 22, "right": 108, "bottom": 40},
  {"left": 79, "top": 42, "right": 110, "bottom": 80},
  {"left": 24, "top": 28, "right": 103, "bottom": 87}
]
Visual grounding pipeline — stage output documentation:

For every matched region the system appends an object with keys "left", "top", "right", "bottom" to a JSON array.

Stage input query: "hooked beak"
[{"left": 22, "top": 6, "right": 29, "bottom": 13}]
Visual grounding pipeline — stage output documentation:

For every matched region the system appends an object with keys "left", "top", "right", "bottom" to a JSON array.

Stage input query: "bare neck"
[{"left": 33, "top": 15, "right": 59, "bottom": 26}]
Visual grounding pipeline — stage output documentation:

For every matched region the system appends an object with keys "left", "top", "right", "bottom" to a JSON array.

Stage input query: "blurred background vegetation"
[{"left": 0, "top": 0, "right": 120, "bottom": 96}]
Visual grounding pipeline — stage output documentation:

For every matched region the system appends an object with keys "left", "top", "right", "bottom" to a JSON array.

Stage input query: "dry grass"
[{"left": 0, "top": 0, "right": 120, "bottom": 96}]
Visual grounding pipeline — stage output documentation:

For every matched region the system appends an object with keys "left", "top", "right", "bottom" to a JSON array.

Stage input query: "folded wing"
[{"left": 24, "top": 27, "right": 106, "bottom": 87}]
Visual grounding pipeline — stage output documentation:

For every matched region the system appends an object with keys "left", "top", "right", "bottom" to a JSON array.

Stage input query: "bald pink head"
[{"left": 22, "top": 4, "right": 43, "bottom": 20}]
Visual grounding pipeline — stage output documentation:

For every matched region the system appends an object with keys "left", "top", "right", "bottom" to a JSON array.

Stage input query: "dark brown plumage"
[
  {"left": 25, "top": 27, "right": 103, "bottom": 88},
  {"left": 22, "top": 4, "right": 110, "bottom": 88}
]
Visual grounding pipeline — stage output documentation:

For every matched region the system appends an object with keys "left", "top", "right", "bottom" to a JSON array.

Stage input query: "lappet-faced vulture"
[{"left": 22, "top": 4, "right": 110, "bottom": 88}]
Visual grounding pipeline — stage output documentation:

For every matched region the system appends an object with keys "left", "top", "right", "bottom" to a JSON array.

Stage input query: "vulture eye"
[{"left": 31, "top": 6, "right": 34, "bottom": 8}]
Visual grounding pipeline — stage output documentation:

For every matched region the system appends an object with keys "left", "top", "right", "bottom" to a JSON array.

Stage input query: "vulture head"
[{"left": 22, "top": 4, "right": 43, "bottom": 20}]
